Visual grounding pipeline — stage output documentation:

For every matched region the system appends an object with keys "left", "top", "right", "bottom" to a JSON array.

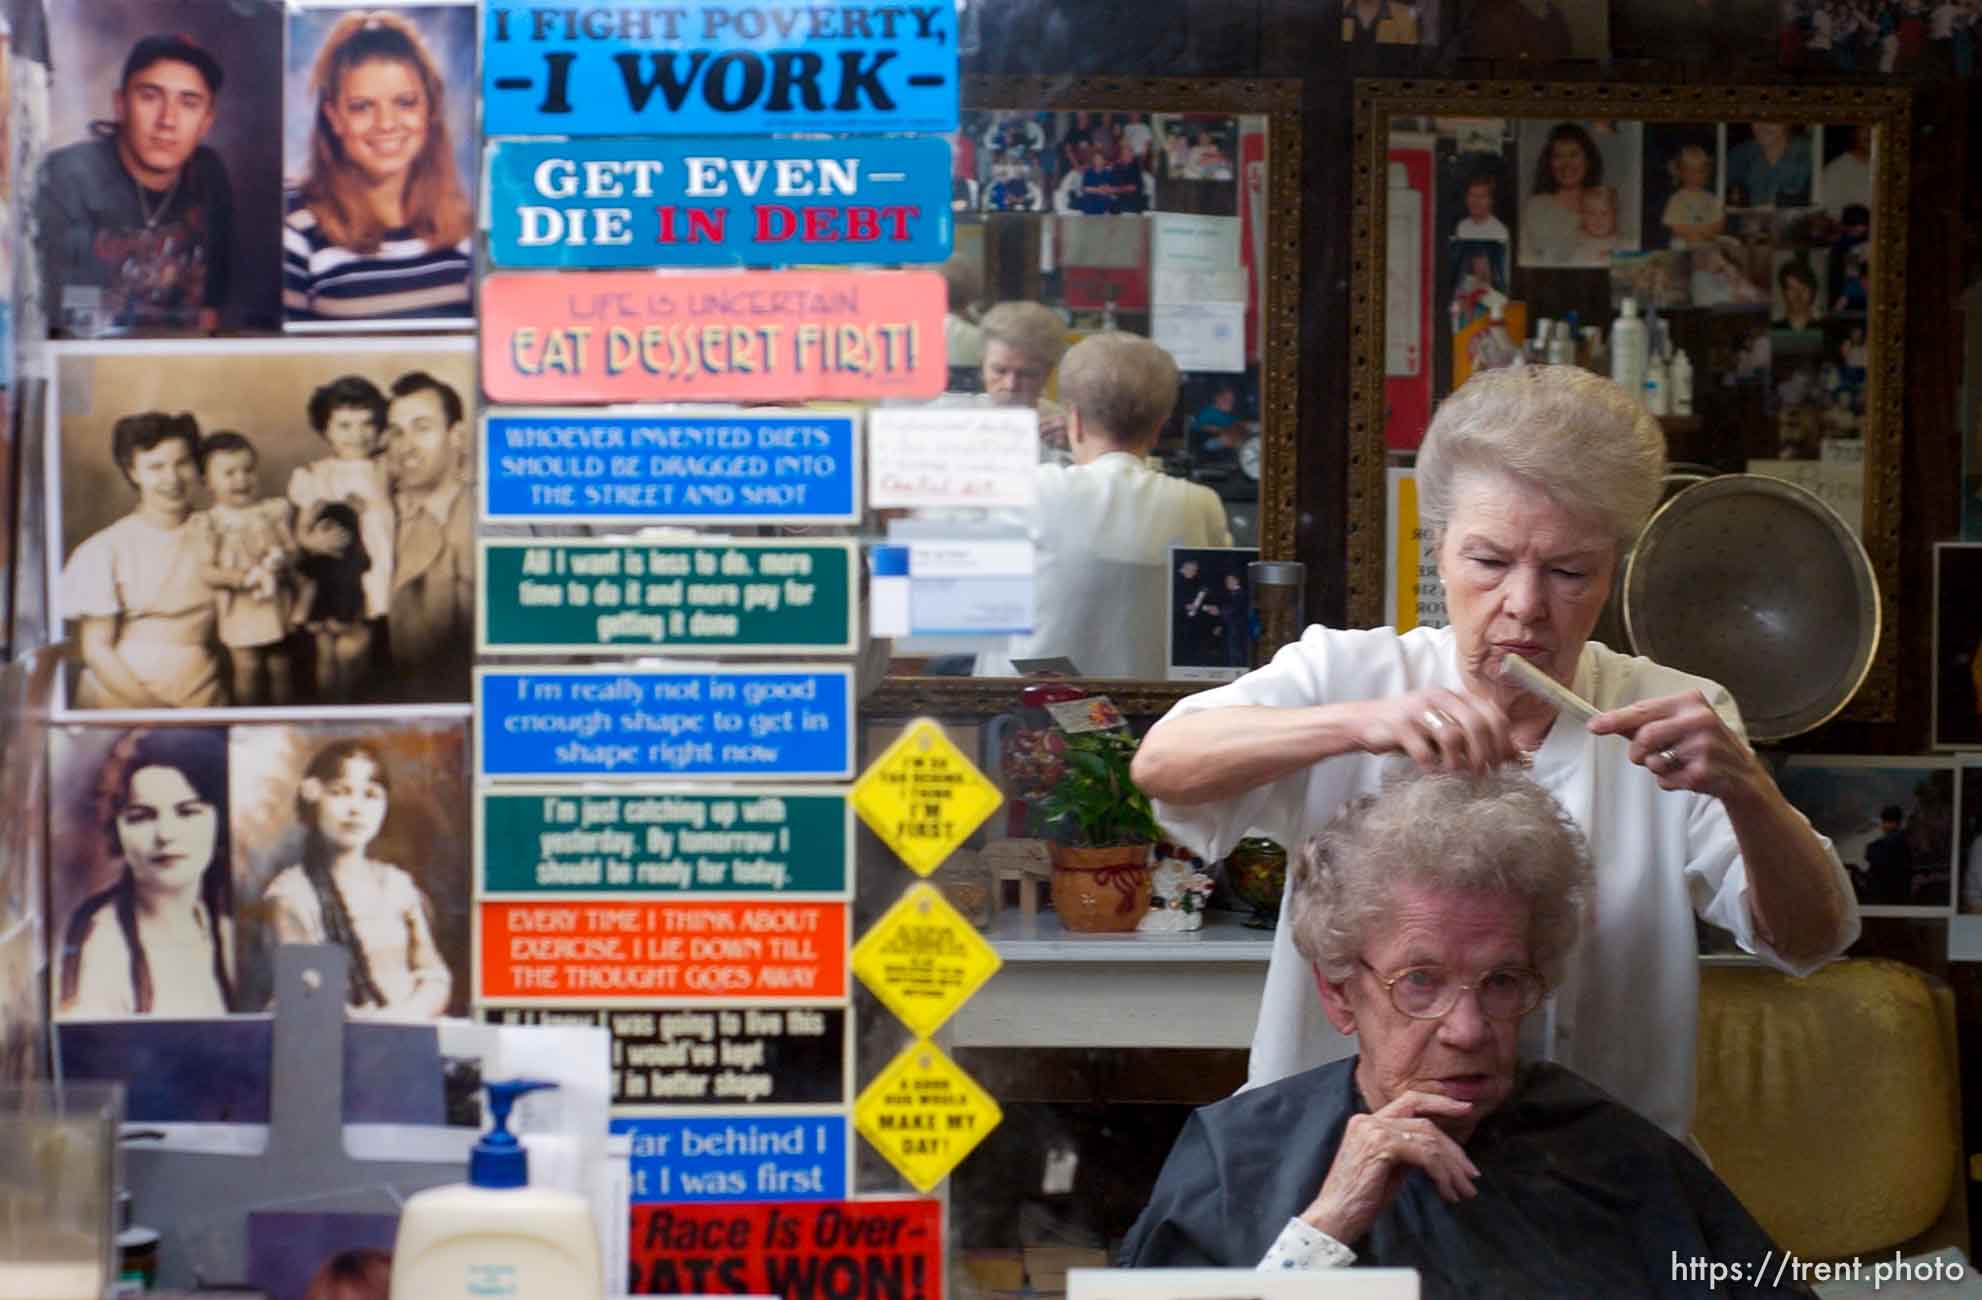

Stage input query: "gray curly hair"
[
  {"left": 1288, "top": 767, "right": 1596, "bottom": 989},
  {"left": 978, "top": 301, "right": 1070, "bottom": 370},
  {"left": 1416, "top": 364, "right": 1666, "bottom": 551}
]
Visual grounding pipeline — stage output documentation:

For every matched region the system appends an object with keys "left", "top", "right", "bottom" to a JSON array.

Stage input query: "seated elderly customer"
[
  {"left": 976, "top": 332, "right": 1230, "bottom": 678},
  {"left": 1121, "top": 768, "right": 1811, "bottom": 1298},
  {"left": 936, "top": 300, "right": 1072, "bottom": 458},
  {"left": 1132, "top": 364, "right": 1856, "bottom": 1141}
]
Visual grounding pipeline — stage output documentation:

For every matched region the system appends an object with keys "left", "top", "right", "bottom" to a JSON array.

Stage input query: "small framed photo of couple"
[
  {"left": 46, "top": 335, "right": 477, "bottom": 717},
  {"left": 1775, "top": 753, "right": 1959, "bottom": 918},
  {"left": 1168, "top": 545, "right": 1258, "bottom": 683}
]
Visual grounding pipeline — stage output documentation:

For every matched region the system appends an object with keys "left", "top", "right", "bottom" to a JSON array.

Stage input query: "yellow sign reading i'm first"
[{"left": 851, "top": 718, "right": 1003, "bottom": 875}]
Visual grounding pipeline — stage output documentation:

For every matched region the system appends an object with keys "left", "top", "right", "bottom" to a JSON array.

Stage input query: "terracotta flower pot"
[{"left": 1049, "top": 842, "right": 1153, "bottom": 933}]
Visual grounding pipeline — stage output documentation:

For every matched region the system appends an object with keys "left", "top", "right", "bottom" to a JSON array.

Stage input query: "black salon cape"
[{"left": 1119, "top": 1059, "right": 1814, "bottom": 1299}]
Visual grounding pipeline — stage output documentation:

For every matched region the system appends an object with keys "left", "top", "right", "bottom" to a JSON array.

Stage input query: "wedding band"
[
  {"left": 1658, "top": 748, "right": 1681, "bottom": 770},
  {"left": 1422, "top": 709, "right": 1452, "bottom": 732}
]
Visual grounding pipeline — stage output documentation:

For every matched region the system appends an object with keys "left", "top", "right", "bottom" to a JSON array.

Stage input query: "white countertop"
[{"left": 984, "top": 907, "right": 1277, "bottom": 963}]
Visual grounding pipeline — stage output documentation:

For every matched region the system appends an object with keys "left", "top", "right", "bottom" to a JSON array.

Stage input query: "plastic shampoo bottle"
[{"left": 389, "top": 1080, "right": 604, "bottom": 1300}]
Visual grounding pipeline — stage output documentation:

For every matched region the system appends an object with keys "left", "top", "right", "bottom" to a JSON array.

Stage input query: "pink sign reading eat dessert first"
[{"left": 481, "top": 270, "right": 948, "bottom": 404}]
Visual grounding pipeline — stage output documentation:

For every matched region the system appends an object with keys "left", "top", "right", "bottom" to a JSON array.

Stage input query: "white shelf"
[{"left": 984, "top": 906, "right": 1278, "bottom": 964}]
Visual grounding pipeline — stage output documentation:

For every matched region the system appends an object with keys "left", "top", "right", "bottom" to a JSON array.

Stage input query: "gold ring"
[
  {"left": 1422, "top": 709, "right": 1452, "bottom": 732},
  {"left": 1659, "top": 748, "right": 1681, "bottom": 770}
]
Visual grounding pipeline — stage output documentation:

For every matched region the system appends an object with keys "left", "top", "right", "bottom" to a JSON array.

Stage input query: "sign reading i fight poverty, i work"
[
  {"left": 482, "top": 408, "right": 859, "bottom": 524},
  {"left": 482, "top": 0, "right": 959, "bottom": 137},
  {"left": 482, "top": 270, "right": 946, "bottom": 404},
  {"left": 476, "top": 666, "right": 855, "bottom": 781},
  {"left": 487, "top": 138, "right": 953, "bottom": 268},
  {"left": 478, "top": 538, "right": 857, "bottom": 656}
]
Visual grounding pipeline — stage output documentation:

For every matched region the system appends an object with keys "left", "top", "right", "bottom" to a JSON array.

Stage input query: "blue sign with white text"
[
  {"left": 482, "top": 0, "right": 959, "bottom": 137},
  {"left": 614, "top": 1114, "right": 849, "bottom": 1203},
  {"left": 477, "top": 668, "right": 855, "bottom": 780},
  {"left": 487, "top": 137, "right": 953, "bottom": 268},
  {"left": 481, "top": 409, "right": 860, "bottom": 523}
]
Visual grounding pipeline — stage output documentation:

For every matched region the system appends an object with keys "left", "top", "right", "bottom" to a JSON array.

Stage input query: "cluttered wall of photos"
[
  {"left": 1396, "top": 115, "right": 1876, "bottom": 477},
  {"left": 37, "top": 0, "right": 474, "bottom": 339},
  {"left": 1351, "top": 83, "right": 1909, "bottom": 721}
]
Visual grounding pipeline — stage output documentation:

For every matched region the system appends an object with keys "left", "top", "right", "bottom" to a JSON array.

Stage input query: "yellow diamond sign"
[
  {"left": 852, "top": 718, "right": 1003, "bottom": 875},
  {"left": 852, "top": 883, "right": 1002, "bottom": 1037},
  {"left": 855, "top": 1038, "right": 1002, "bottom": 1193}
]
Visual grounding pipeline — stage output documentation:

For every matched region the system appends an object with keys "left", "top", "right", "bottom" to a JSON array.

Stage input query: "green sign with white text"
[
  {"left": 479, "top": 787, "right": 852, "bottom": 896},
  {"left": 478, "top": 538, "right": 856, "bottom": 655}
]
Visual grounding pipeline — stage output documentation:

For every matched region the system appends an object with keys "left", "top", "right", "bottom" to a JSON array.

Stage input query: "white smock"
[{"left": 1149, "top": 624, "right": 1859, "bottom": 1140}]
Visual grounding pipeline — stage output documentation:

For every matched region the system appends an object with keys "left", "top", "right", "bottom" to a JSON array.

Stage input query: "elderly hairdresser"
[
  {"left": 1132, "top": 365, "right": 1857, "bottom": 1139},
  {"left": 1122, "top": 769, "right": 1813, "bottom": 1297}
]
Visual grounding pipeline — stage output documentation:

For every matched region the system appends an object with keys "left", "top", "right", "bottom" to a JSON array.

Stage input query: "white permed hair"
[
  {"left": 978, "top": 301, "right": 1070, "bottom": 370},
  {"left": 1288, "top": 767, "right": 1596, "bottom": 989},
  {"left": 1416, "top": 365, "right": 1666, "bottom": 549},
  {"left": 1057, "top": 332, "right": 1180, "bottom": 445}
]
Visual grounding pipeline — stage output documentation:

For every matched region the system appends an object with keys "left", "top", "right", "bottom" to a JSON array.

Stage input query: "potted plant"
[{"left": 1036, "top": 730, "right": 1163, "bottom": 932}]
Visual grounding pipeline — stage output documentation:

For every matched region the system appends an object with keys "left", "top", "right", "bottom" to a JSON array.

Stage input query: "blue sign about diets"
[
  {"left": 480, "top": 408, "right": 859, "bottom": 524},
  {"left": 615, "top": 1113, "right": 848, "bottom": 1203},
  {"left": 476, "top": 667, "right": 855, "bottom": 780},
  {"left": 482, "top": 0, "right": 959, "bottom": 137},
  {"left": 487, "top": 137, "right": 952, "bottom": 268}
]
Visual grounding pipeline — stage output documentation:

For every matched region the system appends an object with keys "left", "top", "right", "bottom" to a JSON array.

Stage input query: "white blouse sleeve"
[
  {"left": 60, "top": 525, "right": 125, "bottom": 620},
  {"left": 1681, "top": 682, "right": 1859, "bottom": 976}
]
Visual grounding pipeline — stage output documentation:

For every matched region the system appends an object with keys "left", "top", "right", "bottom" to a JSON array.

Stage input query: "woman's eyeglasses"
[{"left": 1358, "top": 958, "right": 1545, "bottom": 1022}]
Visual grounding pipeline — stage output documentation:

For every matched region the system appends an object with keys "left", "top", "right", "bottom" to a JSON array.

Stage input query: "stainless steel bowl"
[{"left": 1622, "top": 474, "right": 1879, "bottom": 741}]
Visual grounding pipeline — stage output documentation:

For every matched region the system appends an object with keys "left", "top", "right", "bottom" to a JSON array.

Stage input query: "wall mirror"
[
  {"left": 1347, "top": 81, "right": 1910, "bottom": 722},
  {"left": 868, "top": 74, "right": 1302, "bottom": 718}
]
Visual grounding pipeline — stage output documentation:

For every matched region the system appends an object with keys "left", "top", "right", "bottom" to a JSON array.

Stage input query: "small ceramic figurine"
[{"left": 1139, "top": 849, "right": 1216, "bottom": 933}]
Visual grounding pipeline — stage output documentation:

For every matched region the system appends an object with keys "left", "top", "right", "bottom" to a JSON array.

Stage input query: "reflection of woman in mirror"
[
  {"left": 1772, "top": 258, "right": 1822, "bottom": 331},
  {"left": 285, "top": 12, "right": 473, "bottom": 322},
  {"left": 62, "top": 411, "right": 222, "bottom": 709},
  {"left": 59, "top": 729, "right": 237, "bottom": 1019},
  {"left": 1133, "top": 365, "right": 1857, "bottom": 1142},
  {"left": 1520, "top": 123, "right": 1603, "bottom": 266},
  {"left": 262, "top": 739, "right": 451, "bottom": 1019}
]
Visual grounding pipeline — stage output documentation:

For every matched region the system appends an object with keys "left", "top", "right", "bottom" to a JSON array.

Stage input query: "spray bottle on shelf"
[
  {"left": 1546, "top": 321, "right": 1577, "bottom": 366},
  {"left": 1671, "top": 348, "right": 1695, "bottom": 416},
  {"left": 1609, "top": 297, "right": 1649, "bottom": 404},
  {"left": 1644, "top": 346, "right": 1671, "bottom": 416},
  {"left": 390, "top": 1080, "right": 604, "bottom": 1300}
]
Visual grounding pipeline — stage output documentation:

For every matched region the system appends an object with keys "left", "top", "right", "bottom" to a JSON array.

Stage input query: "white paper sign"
[
  {"left": 869, "top": 540, "right": 1035, "bottom": 639},
  {"left": 1152, "top": 302, "right": 1246, "bottom": 373},
  {"left": 1386, "top": 160, "right": 1425, "bottom": 378},
  {"left": 1152, "top": 267, "right": 1249, "bottom": 307},
  {"left": 1151, "top": 213, "right": 1243, "bottom": 272},
  {"left": 868, "top": 407, "right": 1041, "bottom": 508}
]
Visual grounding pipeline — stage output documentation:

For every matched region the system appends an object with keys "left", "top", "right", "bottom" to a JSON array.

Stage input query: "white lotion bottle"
[
  {"left": 1671, "top": 349, "right": 1695, "bottom": 415},
  {"left": 390, "top": 1080, "right": 604, "bottom": 1300},
  {"left": 1609, "top": 297, "right": 1649, "bottom": 404}
]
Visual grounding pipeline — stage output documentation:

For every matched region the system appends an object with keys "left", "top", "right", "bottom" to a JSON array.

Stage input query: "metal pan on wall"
[{"left": 1623, "top": 474, "right": 1879, "bottom": 742}]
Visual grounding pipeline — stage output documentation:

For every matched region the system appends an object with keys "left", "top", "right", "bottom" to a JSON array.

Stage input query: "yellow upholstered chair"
[{"left": 1694, "top": 958, "right": 1968, "bottom": 1263}]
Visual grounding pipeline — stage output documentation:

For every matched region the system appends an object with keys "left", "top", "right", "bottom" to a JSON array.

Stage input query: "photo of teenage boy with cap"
[{"left": 36, "top": 33, "right": 234, "bottom": 335}]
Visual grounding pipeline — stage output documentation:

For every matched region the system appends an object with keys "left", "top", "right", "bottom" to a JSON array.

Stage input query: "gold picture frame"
[
  {"left": 1347, "top": 80, "right": 1910, "bottom": 722},
  {"left": 868, "top": 74, "right": 1305, "bottom": 719}
]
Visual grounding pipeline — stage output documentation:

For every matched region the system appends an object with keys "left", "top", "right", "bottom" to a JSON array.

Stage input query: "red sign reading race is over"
[
  {"left": 481, "top": 270, "right": 947, "bottom": 403},
  {"left": 630, "top": 1198, "right": 942, "bottom": 1300}
]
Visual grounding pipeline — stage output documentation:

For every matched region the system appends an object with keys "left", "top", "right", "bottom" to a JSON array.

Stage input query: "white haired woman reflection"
[{"left": 1133, "top": 364, "right": 1856, "bottom": 1140}]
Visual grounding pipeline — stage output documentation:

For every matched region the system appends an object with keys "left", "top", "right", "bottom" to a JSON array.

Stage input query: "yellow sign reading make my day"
[
  {"left": 854, "top": 1038, "right": 1002, "bottom": 1193},
  {"left": 852, "top": 883, "right": 1002, "bottom": 1037},
  {"left": 851, "top": 718, "right": 1003, "bottom": 875}
]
